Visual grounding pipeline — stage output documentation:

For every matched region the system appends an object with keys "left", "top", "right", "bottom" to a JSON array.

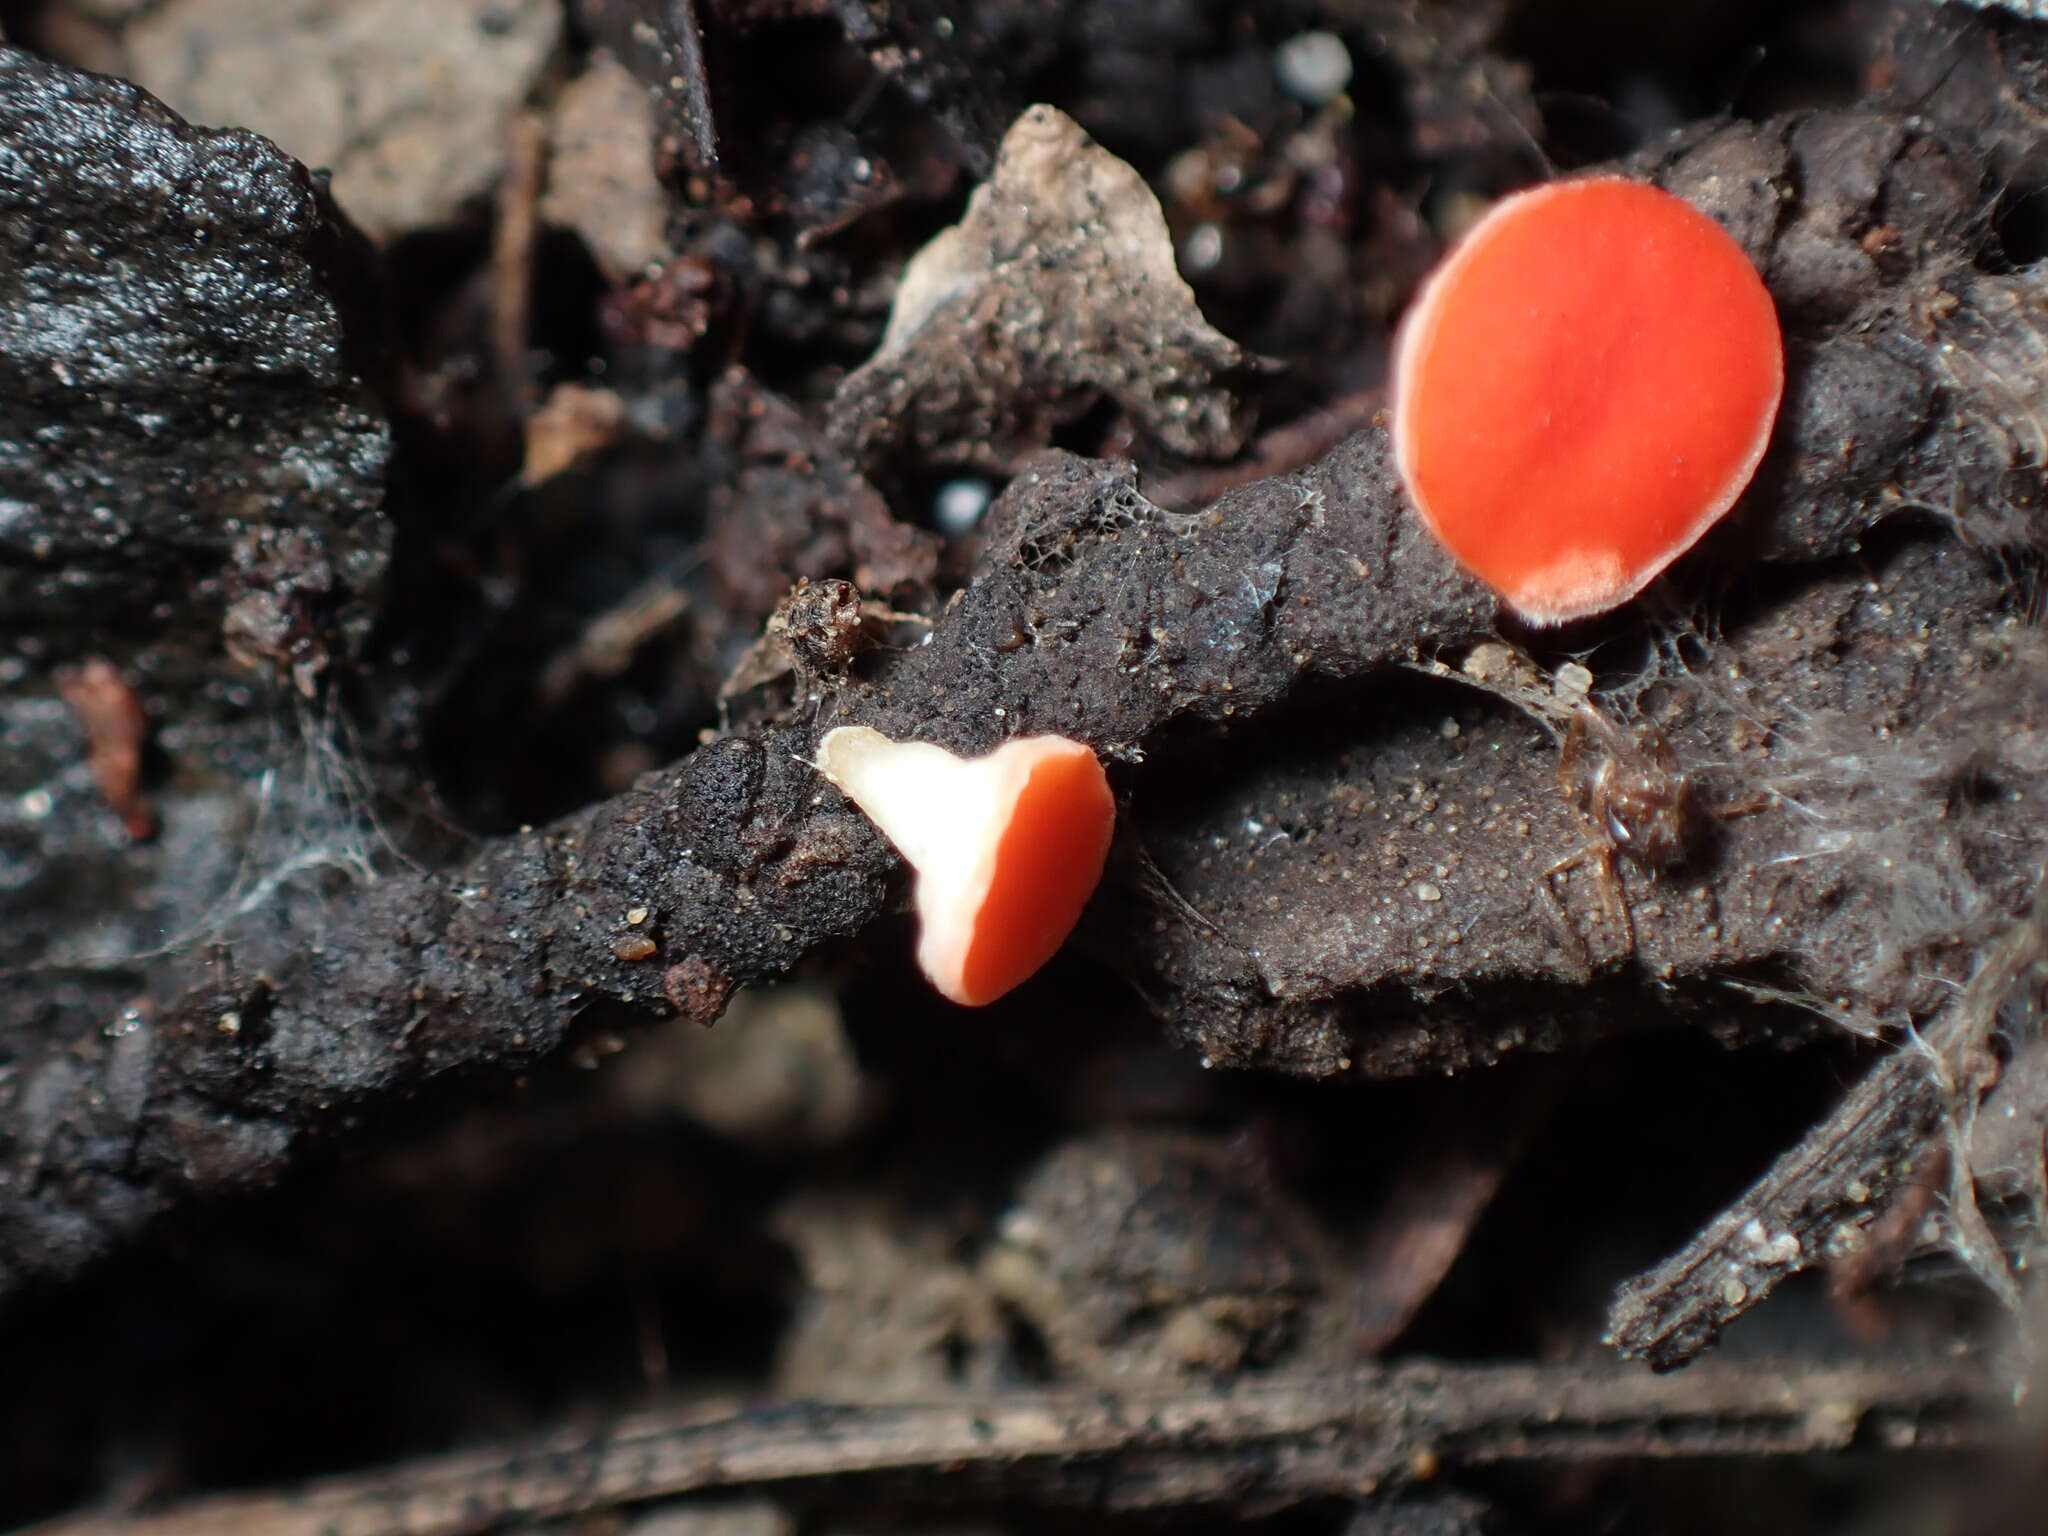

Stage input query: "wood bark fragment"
[
  {"left": 1607, "top": 890, "right": 2048, "bottom": 1367},
  {"left": 21, "top": 1358, "right": 2004, "bottom": 1536}
]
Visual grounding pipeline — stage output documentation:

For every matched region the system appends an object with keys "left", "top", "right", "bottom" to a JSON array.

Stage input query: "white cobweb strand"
[{"left": 814, "top": 726, "right": 1012, "bottom": 995}]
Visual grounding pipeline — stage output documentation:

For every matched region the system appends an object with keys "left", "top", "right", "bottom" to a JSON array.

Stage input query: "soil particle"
[{"left": 984, "top": 1128, "right": 1337, "bottom": 1383}]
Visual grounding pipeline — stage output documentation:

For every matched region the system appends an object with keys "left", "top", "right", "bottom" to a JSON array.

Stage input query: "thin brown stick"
[
  {"left": 492, "top": 110, "right": 548, "bottom": 416},
  {"left": 22, "top": 1357, "right": 2001, "bottom": 1536},
  {"left": 1608, "top": 894, "right": 2048, "bottom": 1367}
]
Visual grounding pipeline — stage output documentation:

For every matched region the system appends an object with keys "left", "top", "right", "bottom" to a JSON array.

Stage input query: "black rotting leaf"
[
  {"left": 0, "top": 49, "right": 390, "bottom": 667},
  {"left": 828, "top": 104, "right": 1262, "bottom": 471}
]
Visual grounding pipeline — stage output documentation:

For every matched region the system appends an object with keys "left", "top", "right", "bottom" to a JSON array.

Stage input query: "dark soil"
[{"left": 1, "top": 1, "right": 2046, "bottom": 1532}]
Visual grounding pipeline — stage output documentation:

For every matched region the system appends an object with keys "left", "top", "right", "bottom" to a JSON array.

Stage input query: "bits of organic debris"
[
  {"left": 521, "top": 382, "right": 631, "bottom": 487},
  {"left": 720, "top": 576, "right": 932, "bottom": 710},
  {"left": 490, "top": 107, "right": 549, "bottom": 411},
  {"left": 55, "top": 659, "right": 154, "bottom": 844},
  {"left": 536, "top": 573, "right": 692, "bottom": 710},
  {"left": 1609, "top": 890, "right": 2048, "bottom": 1368},
  {"left": 664, "top": 955, "right": 739, "bottom": 1027},
  {"left": 618, "top": 984, "right": 868, "bottom": 1152},
  {"left": 221, "top": 527, "right": 346, "bottom": 696},
  {"left": 828, "top": 104, "right": 1257, "bottom": 470},
  {"left": 706, "top": 371, "right": 940, "bottom": 628},
  {"left": 983, "top": 1130, "right": 1336, "bottom": 1383},
  {"left": 603, "top": 254, "right": 727, "bottom": 360},
  {"left": 823, "top": 0, "right": 1002, "bottom": 175},
  {"left": 778, "top": 578, "right": 873, "bottom": 677},
  {"left": 1274, "top": 30, "right": 1354, "bottom": 106},
  {"left": 573, "top": 0, "right": 719, "bottom": 176},
  {"left": 774, "top": 1192, "right": 1003, "bottom": 1399},
  {"left": 776, "top": 121, "right": 906, "bottom": 243},
  {"left": 1349, "top": 1067, "right": 1562, "bottom": 1354}
]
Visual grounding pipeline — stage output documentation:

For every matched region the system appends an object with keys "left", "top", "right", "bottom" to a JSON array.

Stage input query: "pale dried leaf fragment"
[
  {"left": 124, "top": 0, "right": 562, "bottom": 241},
  {"left": 541, "top": 49, "right": 674, "bottom": 284},
  {"left": 521, "top": 381, "right": 628, "bottom": 486},
  {"left": 828, "top": 104, "right": 1257, "bottom": 471}
]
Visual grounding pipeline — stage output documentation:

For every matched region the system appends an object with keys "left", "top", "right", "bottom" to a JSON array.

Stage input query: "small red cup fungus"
[
  {"left": 814, "top": 727, "right": 1115, "bottom": 1006},
  {"left": 1393, "top": 176, "right": 1783, "bottom": 625}
]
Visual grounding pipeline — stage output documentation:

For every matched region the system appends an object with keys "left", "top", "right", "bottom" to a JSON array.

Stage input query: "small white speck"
[
  {"left": 933, "top": 476, "right": 993, "bottom": 536},
  {"left": 1275, "top": 30, "right": 1352, "bottom": 105}
]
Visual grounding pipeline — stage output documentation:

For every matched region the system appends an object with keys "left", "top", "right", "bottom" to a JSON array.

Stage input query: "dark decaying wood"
[{"left": 25, "top": 1357, "right": 2004, "bottom": 1536}]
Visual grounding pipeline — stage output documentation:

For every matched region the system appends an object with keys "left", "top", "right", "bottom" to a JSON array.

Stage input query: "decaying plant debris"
[
  {"left": 826, "top": 104, "right": 1260, "bottom": 470},
  {"left": 18, "top": 1356, "right": 2005, "bottom": 1536},
  {"left": 3, "top": 0, "right": 2048, "bottom": 1531}
]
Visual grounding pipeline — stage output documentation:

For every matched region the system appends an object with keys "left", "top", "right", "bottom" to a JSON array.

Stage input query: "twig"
[
  {"left": 664, "top": 0, "right": 719, "bottom": 172},
  {"left": 1607, "top": 891, "right": 2048, "bottom": 1368},
  {"left": 491, "top": 110, "right": 548, "bottom": 416},
  {"left": 20, "top": 1357, "right": 2003, "bottom": 1536}
]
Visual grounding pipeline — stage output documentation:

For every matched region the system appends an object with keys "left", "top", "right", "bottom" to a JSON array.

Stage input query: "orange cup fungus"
[
  {"left": 814, "top": 727, "right": 1115, "bottom": 1007},
  {"left": 1393, "top": 176, "right": 1784, "bottom": 625}
]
